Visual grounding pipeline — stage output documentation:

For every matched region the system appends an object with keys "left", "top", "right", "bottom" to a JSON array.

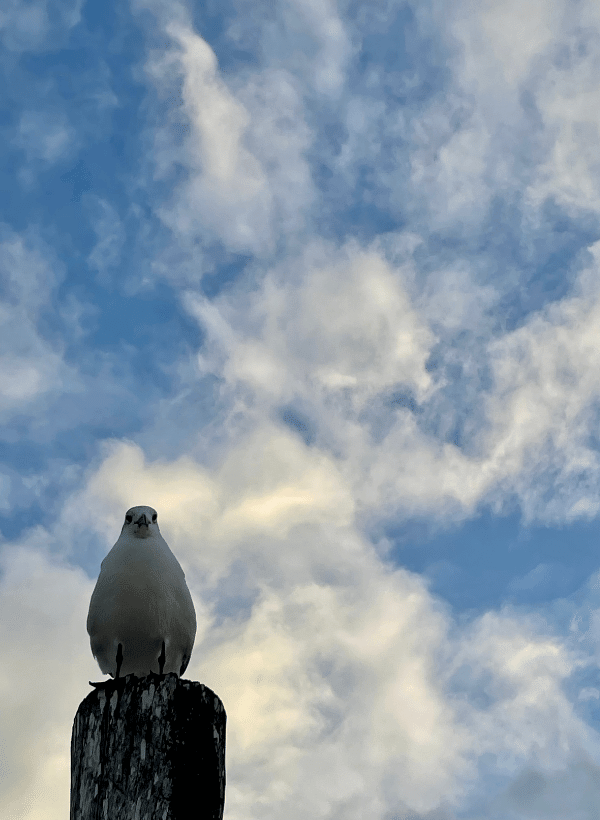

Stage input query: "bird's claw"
[{"left": 89, "top": 674, "right": 133, "bottom": 691}]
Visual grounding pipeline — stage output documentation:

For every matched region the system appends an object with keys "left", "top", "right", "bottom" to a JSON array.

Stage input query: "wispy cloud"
[{"left": 0, "top": 0, "right": 82, "bottom": 53}]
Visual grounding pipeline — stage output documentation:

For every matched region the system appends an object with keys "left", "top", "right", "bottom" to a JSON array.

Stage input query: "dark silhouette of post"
[{"left": 70, "top": 673, "right": 226, "bottom": 820}]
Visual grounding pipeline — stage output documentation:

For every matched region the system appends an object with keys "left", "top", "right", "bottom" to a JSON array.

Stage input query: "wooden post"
[{"left": 70, "top": 673, "right": 226, "bottom": 820}]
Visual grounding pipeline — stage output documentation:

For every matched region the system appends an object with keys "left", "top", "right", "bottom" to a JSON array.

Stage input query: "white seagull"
[{"left": 87, "top": 505, "right": 196, "bottom": 685}]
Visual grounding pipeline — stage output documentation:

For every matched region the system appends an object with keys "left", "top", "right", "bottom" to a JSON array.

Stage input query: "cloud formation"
[{"left": 3, "top": 0, "right": 600, "bottom": 818}]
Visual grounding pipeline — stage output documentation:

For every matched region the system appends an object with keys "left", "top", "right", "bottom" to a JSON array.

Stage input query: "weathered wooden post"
[{"left": 70, "top": 673, "right": 226, "bottom": 820}]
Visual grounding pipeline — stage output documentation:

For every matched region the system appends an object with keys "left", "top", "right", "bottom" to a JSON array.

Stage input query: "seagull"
[{"left": 87, "top": 505, "right": 196, "bottom": 687}]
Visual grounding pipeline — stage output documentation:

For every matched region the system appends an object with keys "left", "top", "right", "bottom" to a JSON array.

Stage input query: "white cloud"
[
  {"left": 408, "top": 102, "right": 493, "bottom": 232},
  {"left": 417, "top": 261, "right": 497, "bottom": 334},
  {"left": 500, "top": 757, "right": 600, "bottom": 819},
  {"left": 233, "top": 67, "right": 315, "bottom": 241},
  {"left": 209, "top": 576, "right": 471, "bottom": 818},
  {"left": 450, "top": 0, "right": 563, "bottom": 90},
  {"left": 71, "top": 433, "right": 354, "bottom": 585},
  {"left": 188, "top": 239, "right": 436, "bottom": 409},
  {"left": 14, "top": 109, "right": 75, "bottom": 164},
  {"left": 2, "top": 432, "right": 596, "bottom": 818},
  {"left": 0, "top": 0, "right": 82, "bottom": 53},
  {"left": 136, "top": 0, "right": 353, "bottom": 266},
  {"left": 481, "top": 243, "right": 600, "bottom": 520},
  {"left": 141, "top": 13, "right": 275, "bottom": 255},
  {"left": 129, "top": 0, "right": 600, "bottom": 530},
  {"left": 527, "top": 18, "right": 600, "bottom": 214},
  {"left": 354, "top": 238, "right": 600, "bottom": 523},
  {"left": 86, "top": 197, "right": 126, "bottom": 275},
  {"left": 432, "top": 0, "right": 600, "bottom": 219},
  {"left": 508, "top": 562, "right": 554, "bottom": 593},
  {"left": 225, "top": 0, "right": 353, "bottom": 98},
  {"left": 0, "top": 542, "right": 92, "bottom": 820},
  {"left": 281, "top": 0, "right": 353, "bottom": 96},
  {"left": 453, "top": 611, "right": 587, "bottom": 766},
  {"left": 0, "top": 354, "right": 57, "bottom": 407},
  {"left": 0, "top": 227, "right": 74, "bottom": 418},
  {"left": 172, "top": 229, "right": 600, "bottom": 524}
]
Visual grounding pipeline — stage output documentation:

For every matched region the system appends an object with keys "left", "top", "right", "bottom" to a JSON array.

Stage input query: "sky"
[{"left": 2, "top": 0, "right": 600, "bottom": 817}]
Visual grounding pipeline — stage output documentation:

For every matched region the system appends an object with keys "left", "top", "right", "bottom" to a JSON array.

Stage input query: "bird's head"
[{"left": 122, "top": 505, "right": 159, "bottom": 539}]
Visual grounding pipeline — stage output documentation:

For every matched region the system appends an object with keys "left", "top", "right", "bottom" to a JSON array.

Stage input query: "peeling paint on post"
[{"left": 70, "top": 673, "right": 226, "bottom": 820}]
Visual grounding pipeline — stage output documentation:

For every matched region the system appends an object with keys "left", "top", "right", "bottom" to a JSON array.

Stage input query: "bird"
[{"left": 87, "top": 505, "right": 196, "bottom": 686}]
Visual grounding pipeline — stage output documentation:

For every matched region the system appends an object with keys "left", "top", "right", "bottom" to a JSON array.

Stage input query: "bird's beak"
[{"left": 136, "top": 514, "right": 149, "bottom": 528}]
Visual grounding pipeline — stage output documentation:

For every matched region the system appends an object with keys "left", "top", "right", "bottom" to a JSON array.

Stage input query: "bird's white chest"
[{"left": 98, "top": 544, "right": 181, "bottom": 627}]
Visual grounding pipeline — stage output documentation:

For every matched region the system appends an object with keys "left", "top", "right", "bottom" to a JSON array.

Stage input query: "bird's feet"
[
  {"left": 89, "top": 678, "right": 113, "bottom": 690},
  {"left": 88, "top": 673, "right": 134, "bottom": 691},
  {"left": 89, "top": 643, "right": 128, "bottom": 691}
]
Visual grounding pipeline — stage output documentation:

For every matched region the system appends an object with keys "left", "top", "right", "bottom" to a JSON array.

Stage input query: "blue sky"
[{"left": 3, "top": 0, "right": 600, "bottom": 817}]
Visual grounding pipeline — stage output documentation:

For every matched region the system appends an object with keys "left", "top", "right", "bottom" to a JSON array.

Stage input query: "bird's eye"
[
  {"left": 152, "top": 513, "right": 157, "bottom": 522},
  {"left": 125, "top": 515, "right": 133, "bottom": 523}
]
